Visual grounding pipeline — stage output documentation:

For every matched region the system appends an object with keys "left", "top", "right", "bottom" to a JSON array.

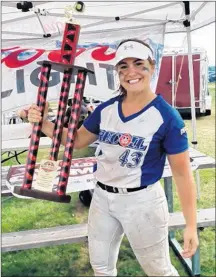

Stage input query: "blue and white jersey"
[{"left": 83, "top": 95, "right": 188, "bottom": 188}]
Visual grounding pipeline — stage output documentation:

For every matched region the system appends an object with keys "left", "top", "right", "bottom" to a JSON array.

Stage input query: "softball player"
[{"left": 27, "top": 39, "right": 198, "bottom": 276}]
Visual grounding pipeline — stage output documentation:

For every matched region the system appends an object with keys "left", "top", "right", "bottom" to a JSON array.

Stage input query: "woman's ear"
[{"left": 150, "top": 63, "right": 155, "bottom": 75}]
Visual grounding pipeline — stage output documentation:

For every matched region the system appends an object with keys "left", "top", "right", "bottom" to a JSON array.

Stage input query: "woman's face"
[{"left": 116, "top": 57, "right": 155, "bottom": 94}]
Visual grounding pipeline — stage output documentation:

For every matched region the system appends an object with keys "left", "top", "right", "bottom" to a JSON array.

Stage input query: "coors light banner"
[{"left": 2, "top": 25, "right": 165, "bottom": 113}]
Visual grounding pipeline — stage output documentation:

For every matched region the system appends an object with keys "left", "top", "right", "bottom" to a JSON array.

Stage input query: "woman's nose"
[{"left": 126, "top": 65, "right": 137, "bottom": 75}]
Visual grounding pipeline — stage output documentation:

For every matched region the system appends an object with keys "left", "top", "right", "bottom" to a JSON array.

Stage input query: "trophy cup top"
[{"left": 64, "top": 1, "right": 85, "bottom": 24}]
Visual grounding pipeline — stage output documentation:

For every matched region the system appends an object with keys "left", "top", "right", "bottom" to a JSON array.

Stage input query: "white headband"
[{"left": 114, "top": 41, "right": 154, "bottom": 66}]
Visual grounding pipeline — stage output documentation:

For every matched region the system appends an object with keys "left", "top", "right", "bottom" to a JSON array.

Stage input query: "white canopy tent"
[
  {"left": 2, "top": 1, "right": 215, "bottom": 43},
  {"left": 1, "top": 1, "right": 216, "bottom": 197}
]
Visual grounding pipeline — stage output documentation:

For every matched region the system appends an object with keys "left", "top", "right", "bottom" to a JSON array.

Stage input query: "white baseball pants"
[{"left": 88, "top": 181, "right": 179, "bottom": 276}]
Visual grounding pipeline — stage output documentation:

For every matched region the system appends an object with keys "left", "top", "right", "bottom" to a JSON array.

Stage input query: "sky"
[{"left": 164, "top": 23, "right": 215, "bottom": 66}]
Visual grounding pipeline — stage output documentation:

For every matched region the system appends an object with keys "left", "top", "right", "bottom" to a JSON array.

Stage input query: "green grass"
[
  {"left": 184, "top": 82, "right": 215, "bottom": 159},
  {"left": 2, "top": 84, "right": 215, "bottom": 276}
]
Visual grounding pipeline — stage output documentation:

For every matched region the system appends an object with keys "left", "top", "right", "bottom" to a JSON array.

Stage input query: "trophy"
[{"left": 13, "top": 2, "right": 92, "bottom": 203}]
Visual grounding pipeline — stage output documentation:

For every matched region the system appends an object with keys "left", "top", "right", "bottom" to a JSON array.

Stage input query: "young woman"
[{"left": 27, "top": 39, "right": 198, "bottom": 276}]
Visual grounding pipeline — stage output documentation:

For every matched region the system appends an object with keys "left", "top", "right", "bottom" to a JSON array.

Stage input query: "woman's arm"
[
  {"left": 167, "top": 150, "right": 199, "bottom": 258},
  {"left": 41, "top": 120, "right": 98, "bottom": 149},
  {"left": 28, "top": 103, "right": 98, "bottom": 149}
]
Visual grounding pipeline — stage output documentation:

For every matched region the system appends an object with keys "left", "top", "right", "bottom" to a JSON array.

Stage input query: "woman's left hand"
[{"left": 182, "top": 226, "right": 199, "bottom": 258}]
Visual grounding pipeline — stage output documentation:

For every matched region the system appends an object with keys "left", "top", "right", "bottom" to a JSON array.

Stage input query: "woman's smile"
[{"left": 127, "top": 78, "right": 142, "bottom": 84}]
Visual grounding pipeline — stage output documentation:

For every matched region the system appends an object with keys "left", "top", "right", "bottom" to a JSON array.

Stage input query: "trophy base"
[{"left": 13, "top": 186, "right": 71, "bottom": 203}]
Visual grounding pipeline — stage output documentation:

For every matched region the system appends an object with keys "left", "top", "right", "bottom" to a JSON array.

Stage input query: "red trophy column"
[{"left": 13, "top": 2, "right": 93, "bottom": 203}]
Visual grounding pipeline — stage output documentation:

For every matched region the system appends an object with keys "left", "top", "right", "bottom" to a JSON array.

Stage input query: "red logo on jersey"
[{"left": 119, "top": 134, "right": 132, "bottom": 147}]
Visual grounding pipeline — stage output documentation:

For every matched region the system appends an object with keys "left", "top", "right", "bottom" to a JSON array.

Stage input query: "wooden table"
[
  {"left": 2, "top": 137, "right": 98, "bottom": 153},
  {"left": 2, "top": 147, "right": 214, "bottom": 194},
  {"left": 2, "top": 136, "right": 98, "bottom": 165}
]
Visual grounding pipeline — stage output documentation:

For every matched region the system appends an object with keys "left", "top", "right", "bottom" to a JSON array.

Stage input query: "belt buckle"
[{"left": 118, "top": 188, "right": 128, "bottom": 194}]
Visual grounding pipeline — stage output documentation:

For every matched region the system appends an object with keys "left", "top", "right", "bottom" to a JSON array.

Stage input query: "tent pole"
[
  {"left": 171, "top": 54, "right": 176, "bottom": 107},
  {"left": 183, "top": 1, "right": 200, "bottom": 199},
  {"left": 35, "top": 12, "right": 50, "bottom": 37}
]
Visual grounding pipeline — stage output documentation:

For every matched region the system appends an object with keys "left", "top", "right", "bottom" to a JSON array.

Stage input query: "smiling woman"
[
  {"left": 26, "top": 38, "right": 198, "bottom": 277},
  {"left": 77, "top": 39, "right": 197, "bottom": 276}
]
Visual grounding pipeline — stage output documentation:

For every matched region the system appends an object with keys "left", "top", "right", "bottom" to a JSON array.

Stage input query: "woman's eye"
[
  {"left": 135, "top": 62, "right": 143, "bottom": 66},
  {"left": 119, "top": 65, "right": 127, "bottom": 70}
]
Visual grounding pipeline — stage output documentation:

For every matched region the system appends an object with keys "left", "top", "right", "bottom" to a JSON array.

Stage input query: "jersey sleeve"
[
  {"left": 83, "top": 106, "right": 101, "bottom": 135},
  {"left": 163, "top": 111, "right": 189, "bottom": 154}
]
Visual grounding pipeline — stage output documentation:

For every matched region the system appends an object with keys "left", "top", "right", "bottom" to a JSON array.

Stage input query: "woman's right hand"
[{"left": 28, "top": 102, "right": 49, "bottom": 124}]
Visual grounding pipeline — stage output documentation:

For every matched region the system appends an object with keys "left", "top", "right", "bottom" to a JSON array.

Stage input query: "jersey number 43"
[{"left": 119, "top": 149, "right": 143, "bottom": 168}]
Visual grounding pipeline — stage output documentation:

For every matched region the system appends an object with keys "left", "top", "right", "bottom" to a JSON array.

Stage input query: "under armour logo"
[{"left": 124, "top": 44, "right": 134, "bottom": 50}]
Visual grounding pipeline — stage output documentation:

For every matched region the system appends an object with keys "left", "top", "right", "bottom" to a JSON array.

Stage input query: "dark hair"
[{"left": 116, "top": 38, "right": 155, "bottom": 98}]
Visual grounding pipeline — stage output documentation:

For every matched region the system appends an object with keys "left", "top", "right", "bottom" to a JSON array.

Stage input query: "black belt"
[{"left": 97, "top": 181, "right": 148, "bottom": 194}]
